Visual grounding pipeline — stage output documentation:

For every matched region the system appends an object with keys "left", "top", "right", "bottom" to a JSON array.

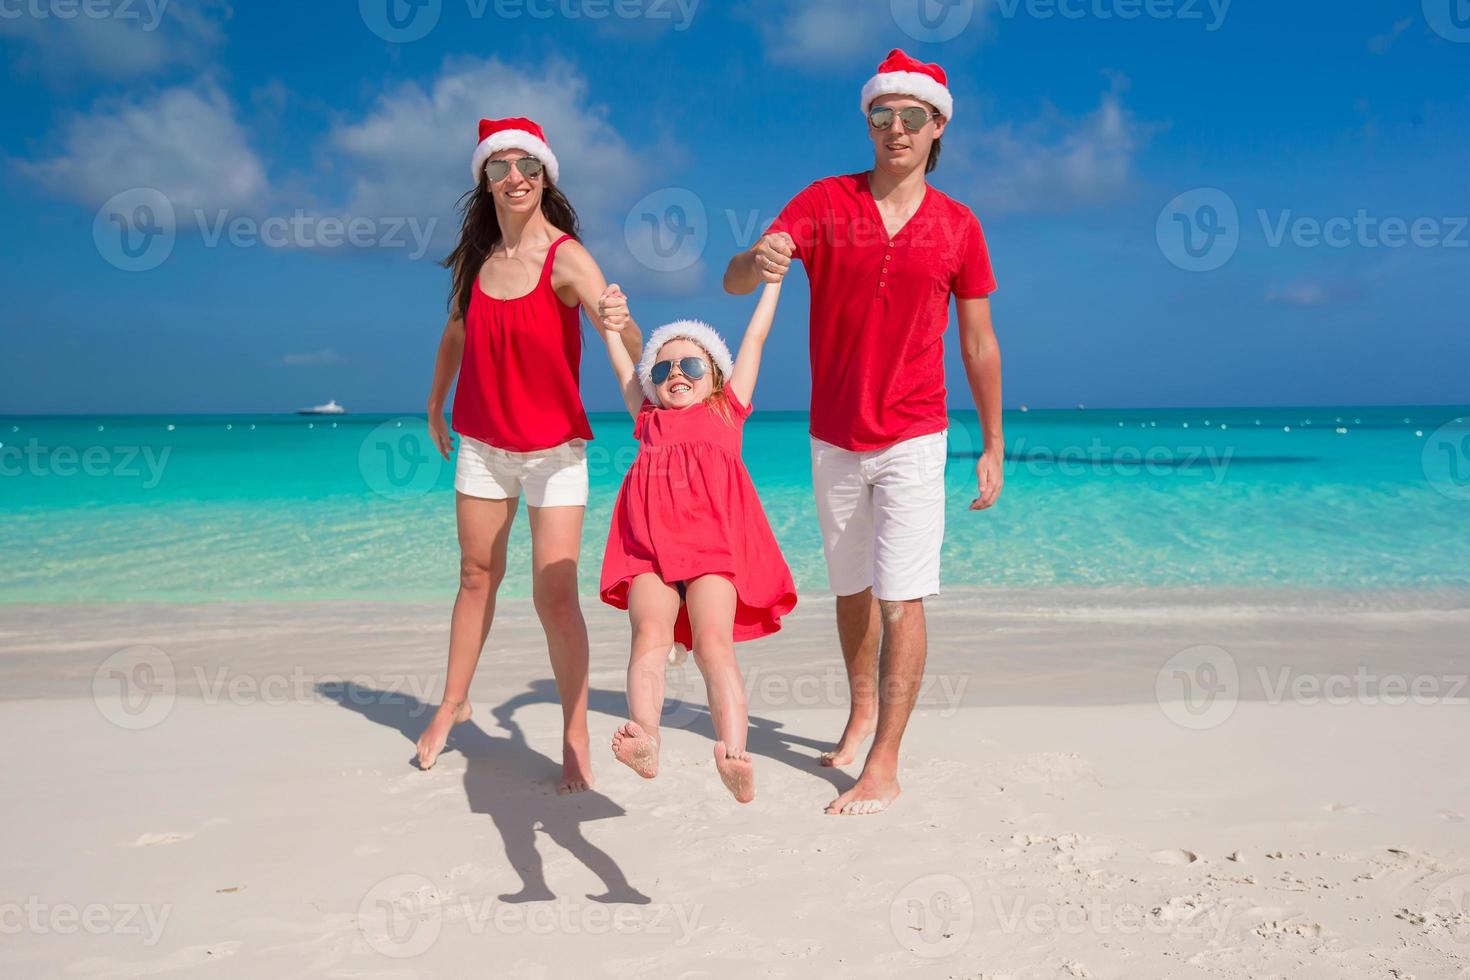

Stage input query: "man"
[{"left": 723, "top": 48, "right": 1005, "bottom": 815}]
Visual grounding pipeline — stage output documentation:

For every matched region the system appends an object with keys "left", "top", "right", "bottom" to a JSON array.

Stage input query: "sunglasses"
[
  {"left": 484, "top": 156, "right": 544, "bottom": 183},
  {"left": 867, "top": 106, "right": 940, "bottom": 133},
  {"left": 651, "top": 357, "right": 709, "bottom": 386}
]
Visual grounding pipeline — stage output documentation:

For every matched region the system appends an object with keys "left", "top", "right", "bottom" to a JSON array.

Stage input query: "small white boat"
[{"left": 297, "top": 399, "right": 347, "bottom": 415}]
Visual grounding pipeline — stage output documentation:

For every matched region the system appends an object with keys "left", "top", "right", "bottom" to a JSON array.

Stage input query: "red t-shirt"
[{"left": 765, "top": 173, "right": 996, "bottom": 451}]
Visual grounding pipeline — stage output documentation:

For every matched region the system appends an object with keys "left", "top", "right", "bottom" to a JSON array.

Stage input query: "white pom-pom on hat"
[{"left": 637, "top": 320, "right": 735, "bottom": 405}]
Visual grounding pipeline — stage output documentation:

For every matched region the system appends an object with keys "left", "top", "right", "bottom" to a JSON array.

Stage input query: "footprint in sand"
[
  {"left": 129, "top": 831, "right": 193, "bottom": 847},
  {"left": 1151, "top": 848, "right": 1199, "bottom": 866}
]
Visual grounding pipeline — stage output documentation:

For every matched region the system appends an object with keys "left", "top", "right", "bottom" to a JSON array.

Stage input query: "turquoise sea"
[{"left": 2, "top": 407, "right": 1468, "bottom": 603}]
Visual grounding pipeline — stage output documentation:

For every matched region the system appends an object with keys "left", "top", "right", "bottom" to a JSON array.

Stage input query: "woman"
[{"left": 419, "top": 117, "right": 642, "bottom": 793}]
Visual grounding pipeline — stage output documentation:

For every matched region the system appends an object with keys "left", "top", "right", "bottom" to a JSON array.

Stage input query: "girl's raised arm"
[
  {"left": 598, "top": 284, "right": 645, "bottom": 418},
  {"left": 726, "top": 280, "right": 781, "bottom": 407}
]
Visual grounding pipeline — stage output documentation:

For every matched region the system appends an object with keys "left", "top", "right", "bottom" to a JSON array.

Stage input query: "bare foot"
[
  {"left": 714, "top": 741, "right": 755, "bottom": 804},
  {"left": 611, "top": 722, "right": 659, "bottom": 779},
  {"left": 819, "top": 712, "right": 876, "bottom": 767},
  {"left": 825, "top": 771, "right": 900, "bottom": 815},
  {"left": 415, "top": 698, "right": 472, "bottom": 770},
  {"left": 559, "top": 733, "right": 595, "bottom": 794}
]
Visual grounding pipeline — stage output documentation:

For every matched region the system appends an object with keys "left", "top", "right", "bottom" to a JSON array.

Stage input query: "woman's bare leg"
[
  {"left": 417, "top": 492, "right": 516, "bottom": 769},
  {"left": 526, "top": 503, "right": 594, "bottom": 794},
  {"left": 684, "top": 575, "right": 754, "bottom": 803},
  {"left": 611, "top": 573, "right": 679, "bottom": 779}
]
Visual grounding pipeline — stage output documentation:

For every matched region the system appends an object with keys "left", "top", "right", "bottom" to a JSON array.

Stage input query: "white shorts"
[
  {"left": 811, "top": 430, "right": 947, "bottom": 601},
  {"left": 454, "top": 435, "right": 589, "bottom": 507}
]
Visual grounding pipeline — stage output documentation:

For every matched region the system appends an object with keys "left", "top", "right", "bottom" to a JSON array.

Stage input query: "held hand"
[
  {"left": 598, "top": 283, "right": 630, "bottom": 332},
  {"left": 428, "top": 411, "right": 454, "bottom": 461},
  {"left": 752, "top": 233, "right": 795, "bottom": 283},
  {"left": 970, "top": 449, "right": 1004, "bottom": 510}
]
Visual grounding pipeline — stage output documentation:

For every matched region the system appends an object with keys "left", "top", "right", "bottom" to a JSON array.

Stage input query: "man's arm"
[
  {"left": 723, "top": 233, "right": 795, "bottom": 295},
  {"left": 956, "top": 296, "right": 1004, "bottom": 510}
]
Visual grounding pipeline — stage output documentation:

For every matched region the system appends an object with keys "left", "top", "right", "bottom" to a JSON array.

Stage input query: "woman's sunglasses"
[
  {"left": 484, "top": 157, "right": 545, "bottom": 183},
  {"left": 651, "top": 357, "right": 709, "bottom": 386},
  {"left": 867, "top": 106, "right": 940, "bottom": 133}
]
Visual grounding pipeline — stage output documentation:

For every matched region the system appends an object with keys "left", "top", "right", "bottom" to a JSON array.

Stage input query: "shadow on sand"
[{"left": 320, "top": 679, "right": 854, "bottom": 905}]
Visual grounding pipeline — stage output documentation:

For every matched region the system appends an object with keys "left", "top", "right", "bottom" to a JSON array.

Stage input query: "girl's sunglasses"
[
  {"left": 484, "top": 157, "right": 544, "bottom": 183},
  {"left": 867, "top": 106, "right": 940, "bottom": 133},
  {"left": 651, "top": 356, "right": 709, "bottom": 385}
]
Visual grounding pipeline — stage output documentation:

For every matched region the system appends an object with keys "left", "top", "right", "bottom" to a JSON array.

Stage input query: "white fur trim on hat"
[
  {"left": 471, "top": 130, "right": 561, "bottom": 184},
  {"left": 637, "top": 320, "right": 735, "bottom": 405},
  {"left": 860, "top": 70, "right": 953, "bottom": 122}
]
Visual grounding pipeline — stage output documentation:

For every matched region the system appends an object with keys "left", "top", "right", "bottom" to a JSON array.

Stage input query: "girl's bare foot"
[
  {"left": 818, "top": 712, "right": 876, "bottom": 767},
  {"left": 611, "top": 722, "right": 659, "bottom": 778},
  {"left": 416, "top": 698, "right": 472, "bottom": 770},
  {"left": 714, "top": 741, "right": 755, "bottom": 804},
  {"left": 559, "top": 734, "right": 595, "bottom": 794}
]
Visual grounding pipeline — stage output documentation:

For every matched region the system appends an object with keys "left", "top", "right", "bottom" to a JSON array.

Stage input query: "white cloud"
[
  {"left": 744, "top": 0, "right": 994, "bottom": 66},
  {"left": 961, "top": 78, "right": 1149, "bottom": 213},
  {"left": 0, "top": 0, "right": 230, "bottom": 80},
  {"left": 17, "top": 82, "right": 269, "bottom": 211},
  {"left": 325, "top": 55, "right": 673, "bottom": 287},
  {"left": 280, "top": 348, "right": 346, "bottom": 367},
  {"left": 1367, "top": 17, "right": 1413, "bottom": 54},
  {"left": 1265, "top": 281, "right": 1359, "bottom": 307}
]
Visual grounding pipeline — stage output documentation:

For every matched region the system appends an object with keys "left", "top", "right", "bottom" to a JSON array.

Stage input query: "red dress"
[{"left": 600, "top": 390, "right": 797, "bottom": 647}]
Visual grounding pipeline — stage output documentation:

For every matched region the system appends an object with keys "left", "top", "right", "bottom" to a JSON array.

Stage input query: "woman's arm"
[
  {"left": 554, "top": 239, "right": 643, "bottom": 363},
  {"left": 426, "top": 312, "right": 464, "bottom": 459},
  {"left": 597, "top": 284, "right": 644, "bottom": 418},
  {"left": 725, "top": 280, "right": 781, "bottom": 407}
]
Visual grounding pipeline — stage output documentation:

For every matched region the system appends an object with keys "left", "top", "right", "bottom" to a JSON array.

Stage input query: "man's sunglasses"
[
  {"left": 484, "top": 157, "right": 545, "bottom": 183},
  {"left": 651, "top": 357, "right": 709, "bottom": 386},
  {"left": 867, "top": 106, "right": 940, "bottom": 133}
]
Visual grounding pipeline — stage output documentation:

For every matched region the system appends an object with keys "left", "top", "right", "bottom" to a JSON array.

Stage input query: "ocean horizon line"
[{"left": 2, "top": 403, "right": 1467, "bottom": 420}]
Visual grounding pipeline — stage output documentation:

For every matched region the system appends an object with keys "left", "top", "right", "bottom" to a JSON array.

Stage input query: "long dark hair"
[{"left": 441, "top": 174, "right": 582, "bottom": 320}]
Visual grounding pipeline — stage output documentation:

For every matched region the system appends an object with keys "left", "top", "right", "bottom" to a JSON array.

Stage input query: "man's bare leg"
[
  {"left": 416, "top": 493, "right": 516, "bottom": 770},
  {"left": 820, "top": 589, "right": 881, "bottom": 766},
  {"left": 825, "top": 597, "right": 926, "bottom": 815}
]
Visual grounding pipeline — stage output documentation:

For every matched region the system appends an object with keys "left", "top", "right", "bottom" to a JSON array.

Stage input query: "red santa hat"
[
  {"left": 471, "top": 116, "right": 560, "bottom": 184},
  {"left": 860, "top": 48, "right": 953, "bottom": 122},
  {"left": 637, "top": 320, "right": 735, "bottom": 406}
]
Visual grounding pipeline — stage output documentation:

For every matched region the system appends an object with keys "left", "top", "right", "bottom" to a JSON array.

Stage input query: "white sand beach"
[{"left": 3, "top": 588, "right": 1468, "bottom": 979}]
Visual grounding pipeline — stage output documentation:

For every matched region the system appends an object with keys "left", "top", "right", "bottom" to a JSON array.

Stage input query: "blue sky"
[{"left": 2, "top": 0, "right": 1467, "bottom": 414}]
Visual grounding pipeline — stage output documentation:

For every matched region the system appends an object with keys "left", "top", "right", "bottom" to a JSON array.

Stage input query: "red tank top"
[{"left": 452, "top": 234, "right": 593, "bottom": 452}]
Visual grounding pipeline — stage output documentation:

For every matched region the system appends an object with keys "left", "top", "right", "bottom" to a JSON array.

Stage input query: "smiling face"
[
  {"left": 868, "top": 94, "right": 946, "bottom": 175},
  {"left": 484, "top": 149, "right": 543, "bottom": 214},
  {"left": 653, "top": 338, "right": 716, "bottom": 409}
]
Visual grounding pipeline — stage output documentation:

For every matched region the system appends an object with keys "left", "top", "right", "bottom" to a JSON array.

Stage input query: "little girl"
[{"left": 595, "top": 280, "right": 797, "bottom": 803}]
